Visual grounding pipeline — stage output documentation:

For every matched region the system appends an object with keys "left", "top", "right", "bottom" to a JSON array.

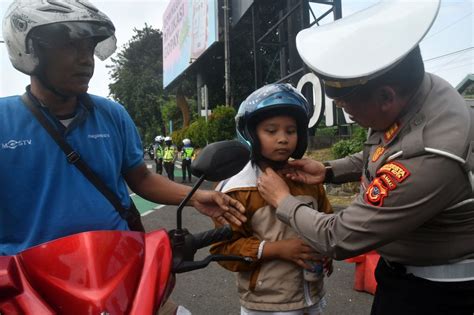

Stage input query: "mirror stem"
[{"left": 177, "top": 175, "right": 206, "bottom": 230}]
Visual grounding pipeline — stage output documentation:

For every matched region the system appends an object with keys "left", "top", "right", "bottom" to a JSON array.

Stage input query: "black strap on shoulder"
[{"left": 21, "top": 91, "right": 131, "bottom": 220}]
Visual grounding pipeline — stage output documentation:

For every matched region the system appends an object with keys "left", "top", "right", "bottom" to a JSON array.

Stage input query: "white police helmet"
[
  {"left": 2, "top": 0, "right": 117, "bottom": 75},
  {"left": 182, "top": 138, "right": 191, "bottom": 146},
  {"left": 164, "top": 136, "right": 172, "bottom": 142},
  {"left": 296, "top": 0, "right": 440, "bottom": 98}
]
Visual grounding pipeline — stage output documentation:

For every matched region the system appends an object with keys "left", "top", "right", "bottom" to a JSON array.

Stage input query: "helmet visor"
[{"left": 29, "top": 21, "right": 116, "bottom": 60}]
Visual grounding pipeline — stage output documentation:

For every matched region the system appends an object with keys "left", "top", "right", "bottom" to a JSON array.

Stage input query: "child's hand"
[{"left": 269, "top": 238, "right": 320, "bottom": 269}]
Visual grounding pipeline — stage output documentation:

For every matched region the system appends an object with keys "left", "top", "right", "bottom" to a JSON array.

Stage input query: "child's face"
[{"left": 256, "top": 115, "right": 298, "bottom": 162}]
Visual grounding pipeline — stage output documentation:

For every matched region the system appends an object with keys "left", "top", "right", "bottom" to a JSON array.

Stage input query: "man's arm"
[{"left": 124, "top": 163, "right": 246, "bottom": 226}]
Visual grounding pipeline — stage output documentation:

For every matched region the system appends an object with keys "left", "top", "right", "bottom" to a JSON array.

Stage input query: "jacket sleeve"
[
  {"left": 329, "top": 151, "right": 364, "bottom": 183},
  {"left": 276, "top": 154, "right": 469, "bottom": 261},
  {"left": 209, "top": 190, "right": 261, "bottom": 272},
  {"left": 315, "top": 183, "right": 333, "bottom": 214}
]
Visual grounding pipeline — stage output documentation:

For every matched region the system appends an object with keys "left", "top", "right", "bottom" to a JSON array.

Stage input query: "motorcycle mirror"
[{"left": 191, "top": 140, "right": 250, "bottom": 182}]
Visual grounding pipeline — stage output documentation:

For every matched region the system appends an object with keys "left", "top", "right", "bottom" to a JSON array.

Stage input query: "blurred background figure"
[
  {"left": 181, "top": 138, "right": 195, "bottom": 183},
  {"left": 163, "top": 136, "right": 177, "bottom": 181},
  {"left": 154, "top": 135, "right": 164, "bottom": 174}
]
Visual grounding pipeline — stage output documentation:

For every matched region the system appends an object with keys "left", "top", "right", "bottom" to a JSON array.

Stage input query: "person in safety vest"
[
  {"left": 256, "top": 1, "right": 474, "bottom": 314},
  {"left": 154, "top": 135, "right": 164, "bottom": 174},
  {"left": 163, "top": 136, "right": 177, "bottom": 181},
  {"left": 181, "top": 138, "right": 195, "bottom": 183},
  {"left": 0, "top": 0, "right": 246, "bottom": 259}
]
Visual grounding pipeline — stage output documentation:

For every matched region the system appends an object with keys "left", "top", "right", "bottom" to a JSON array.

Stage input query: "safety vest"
[
  {"left": 155, "top": 145, "right": 163, "bottom": 158},
  {"left": 163, "top": 146, "right": 176, "bottom": 162},
  {"left": 182, "top": 146, "right": 194, "bottom": 160}
]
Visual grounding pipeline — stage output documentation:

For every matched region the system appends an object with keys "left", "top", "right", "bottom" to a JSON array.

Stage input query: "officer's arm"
[{"left": 276, "top": 154, "right": 468, "bottom": 260}]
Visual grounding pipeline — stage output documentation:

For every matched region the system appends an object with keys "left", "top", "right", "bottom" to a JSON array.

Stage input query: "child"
[{"left": 211, "top": 83, "right": 333, "bottom": 315}]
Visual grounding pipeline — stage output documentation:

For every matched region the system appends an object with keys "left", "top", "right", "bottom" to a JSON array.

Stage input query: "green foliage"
[
  {"left": 206, "top": 106, "right": 237, "bottom": 143},
  {"left": 108, "top": 25, "right": 165, "bottom": 145},
  {"left": 170, "top": 118, "right": 208, "bottom": 148},
  {"left": 170, "top": 106, "right": 237, "bottom": 148},
  {"left": 315, "top": 126, "right": 338, "bottom": 136},
  {"left": 332, "top": 126, "right": 368, "bottom": 159},
  {"left": 161, "top": 98, "right": 182, "bottom": 134}
]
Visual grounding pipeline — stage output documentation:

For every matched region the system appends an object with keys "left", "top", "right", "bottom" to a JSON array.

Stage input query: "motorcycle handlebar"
[{"left": 191, "top": 225, "right": 233, "bottom": 250}]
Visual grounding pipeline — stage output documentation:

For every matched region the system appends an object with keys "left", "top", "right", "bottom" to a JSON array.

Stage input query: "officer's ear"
[{"left": 375, "top": 86, "right": 396, "bottom": 112}]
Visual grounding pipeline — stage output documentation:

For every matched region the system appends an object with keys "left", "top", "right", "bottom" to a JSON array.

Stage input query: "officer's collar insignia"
[
  {"left": 365, "top": 177, "right": 389, "bottom": 207},
  {"left": 371, "top": 146, "right": 385, "bottom": 162},
  {"left": 377, "top": 162, "right": 410, "bottom": 183},
  {"left": 384, "top": 122, "right": 400, "bottom": 143}
]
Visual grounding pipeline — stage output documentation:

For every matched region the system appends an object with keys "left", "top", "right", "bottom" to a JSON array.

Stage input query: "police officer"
[
  {"left": 181, "top": 138, "right": 195, "bottom": 183},
  {"left": 154, "top": 135, "right": 164, "bottom": 174},
  {"left": 163, "top": 136, "right": 177, "bottom": 181},
  {"left": 256, "top": 1, "right": 474, "bottom": 314}
]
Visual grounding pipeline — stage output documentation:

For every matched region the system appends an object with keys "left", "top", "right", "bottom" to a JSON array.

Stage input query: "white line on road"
[{"left": 141, "top": 210, "right": 154, "bottom": 216}]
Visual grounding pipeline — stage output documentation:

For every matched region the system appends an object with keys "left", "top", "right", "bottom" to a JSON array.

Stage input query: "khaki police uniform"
[
  {"left": 285, "top": 0, "right": 474, "bottom": 313},
  {"left": 277, "top": 74, "right": 474, "bottom": 314},
  {"left": 277, "top": 73, "right": 474, "bottom": 265}
]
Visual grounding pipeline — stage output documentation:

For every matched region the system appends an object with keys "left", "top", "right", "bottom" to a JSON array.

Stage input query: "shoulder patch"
[
  {"left": 365, "top": 177, "right": 389, "bottom": 207},
  {"left": 377, "top": 161, "right": 410, "bottom": 183},
  {"left": 372, "top": 146, "right": 386, "bottom": 162},
  {"left": 384, "top": 122, "right": 400, "bottom": 142},
  {"left": 379, "top": 174, "right": 397, "bottom": 190}
]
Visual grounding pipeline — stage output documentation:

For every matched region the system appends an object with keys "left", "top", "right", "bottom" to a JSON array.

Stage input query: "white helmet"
[
  {"left": 164, "top": 136, "right": 172, "bottom": 142},
  {"left": 155, "top": 135, "right": 164, "bottom": 142},
  {"left": 182, "top": 138, "right": 191, "bottom": 146},
  {"left": 2, "top": 0, "right": 117, "bottom": 75}
]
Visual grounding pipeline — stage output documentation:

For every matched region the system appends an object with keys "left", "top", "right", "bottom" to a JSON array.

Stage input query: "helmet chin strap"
[
  {"left": 36, "top": 73, "right": 71, "bottom": 102},
  {"left": 253, "top": 154, "right": 288, "bottom": 171},
  {"left": 33, "top": 58, "right": 74, "bottom": 102}
]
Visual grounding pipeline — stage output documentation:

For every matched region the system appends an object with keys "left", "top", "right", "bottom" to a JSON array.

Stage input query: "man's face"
[
  {"left": 39, "top": 38, "right": 96, "bottom": 95},
  {"left": 256, "top": 115, "right": 298, "bottom": 162},
  {"left": 332, "top": 87, "right": 392, "bottom": 131}
]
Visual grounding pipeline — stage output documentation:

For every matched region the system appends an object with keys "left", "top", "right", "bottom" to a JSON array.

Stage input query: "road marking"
[
  {"left": 141, "top": 204, "right": 166, "bottom": 217},
  {"left": 141, "top": 210, "right": 154, "bottom": 216}
]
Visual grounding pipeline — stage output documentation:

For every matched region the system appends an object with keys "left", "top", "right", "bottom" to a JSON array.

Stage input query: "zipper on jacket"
[{"left": 303, "top": 280, "right": 314, "bottom": 306}]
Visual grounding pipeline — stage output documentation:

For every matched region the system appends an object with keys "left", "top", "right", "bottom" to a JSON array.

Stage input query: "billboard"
[{"left": 162, "top": 0, "right": 218, "bottom": 88}]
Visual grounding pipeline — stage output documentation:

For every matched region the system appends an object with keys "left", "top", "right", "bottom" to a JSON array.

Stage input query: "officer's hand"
[
  {"left": 191, "top": 190, "right": 246, "bottom": 226},
  {"left": 281, "top": 159, "right": 326, "bottom": 185},
  {"left": 257, "top": 167, "right": 290, "bottom": 208}
]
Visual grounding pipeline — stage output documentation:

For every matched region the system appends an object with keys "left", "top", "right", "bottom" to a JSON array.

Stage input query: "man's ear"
[{"left": 375, "top": 86, "right": 396, "bottom": 112}]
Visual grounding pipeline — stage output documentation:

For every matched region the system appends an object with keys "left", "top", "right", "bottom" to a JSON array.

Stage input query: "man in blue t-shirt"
[{"left": 0, "top": 0, "right": 246, "bottom": 256}]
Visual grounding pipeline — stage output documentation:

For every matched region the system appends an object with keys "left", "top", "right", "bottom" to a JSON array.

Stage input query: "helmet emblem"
[{"left": 12, "top": 15, "right": 27, "bottom": 32}]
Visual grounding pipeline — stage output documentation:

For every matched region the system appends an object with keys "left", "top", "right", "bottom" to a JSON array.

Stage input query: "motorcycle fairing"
[{"left": 0, "top": 230, "right": 172, "bottom": 315}]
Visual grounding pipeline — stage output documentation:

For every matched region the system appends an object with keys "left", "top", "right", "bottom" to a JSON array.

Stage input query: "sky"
[{"left": 0, "top": 0, "right": 472, "bottom": 98}]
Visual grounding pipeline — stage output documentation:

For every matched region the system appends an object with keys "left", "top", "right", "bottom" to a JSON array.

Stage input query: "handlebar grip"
[{"left": 192, "top": 225, "right": 233, "bottom": 250}]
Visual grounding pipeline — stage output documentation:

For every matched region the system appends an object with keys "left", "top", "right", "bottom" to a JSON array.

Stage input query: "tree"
[{"left": 108, "top": 25, "right": 165, "bottom": 144}]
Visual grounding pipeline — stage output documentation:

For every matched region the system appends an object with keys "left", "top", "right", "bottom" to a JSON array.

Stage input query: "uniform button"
[
  {"left": 414, "top": 116, "right": 423, "bottom": 126},
  {"left": 258, "top": 281, "right": 263, "bottom": 286}
]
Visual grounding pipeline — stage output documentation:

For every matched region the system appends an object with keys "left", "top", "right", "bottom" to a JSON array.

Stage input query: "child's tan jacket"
[{"left": 211, "top": 162, "right": 333, "bottom": 312}]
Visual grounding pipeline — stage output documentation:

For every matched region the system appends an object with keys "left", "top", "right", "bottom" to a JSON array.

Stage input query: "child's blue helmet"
[{"left": 236, "top": 83, "right": 312, "bottom": 160}]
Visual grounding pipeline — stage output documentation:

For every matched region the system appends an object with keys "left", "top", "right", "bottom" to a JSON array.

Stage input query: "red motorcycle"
[{"left": 0, "top": 140, "right": 251, "bottom": 314}]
